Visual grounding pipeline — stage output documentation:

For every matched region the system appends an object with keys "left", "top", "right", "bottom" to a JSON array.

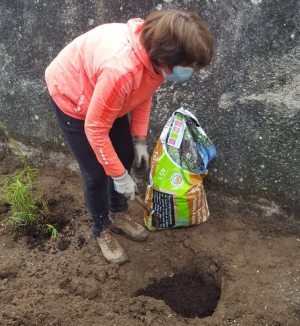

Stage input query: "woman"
[{"left": 45, "top": 10, "right": 214, "bottom": 264}]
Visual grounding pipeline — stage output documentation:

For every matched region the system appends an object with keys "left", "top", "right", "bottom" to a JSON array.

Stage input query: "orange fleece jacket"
[{"left": 45, "top": 19, "right": 164, "bottom": 176}]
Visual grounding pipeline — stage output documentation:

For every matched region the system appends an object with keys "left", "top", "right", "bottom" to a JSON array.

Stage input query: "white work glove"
[
  {"left": 112, "top": 170, "right": 138, "bottom": 201},
  {"left": 133, "top": 138, "right": 149, "bottom": 174}
]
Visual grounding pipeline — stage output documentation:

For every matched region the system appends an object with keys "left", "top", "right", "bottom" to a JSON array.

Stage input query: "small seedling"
[
  {"left": 0, "top": 122, "right": 58, "bottom": 239},
  {"left": 0, "top": 168, "right": 41, "bottom": 226},
  {"left": 46, "top": 224, "right": 59, "bottom": 239}
]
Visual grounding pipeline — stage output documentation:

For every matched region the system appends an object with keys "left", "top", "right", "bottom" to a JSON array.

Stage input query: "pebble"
[{"left": 209, "top": 263, "right": 218, "bottom": 273}]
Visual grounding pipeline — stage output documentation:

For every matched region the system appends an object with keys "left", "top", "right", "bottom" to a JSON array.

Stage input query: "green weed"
[
  {"left": 0, "top": 168, "right": 41, "bottom": 226},
  {"left": 0, "top": 122, "right": 59, "bottom": 238},
  {"left": 46, "top": 224, "right": 59, "bottom": 239}
]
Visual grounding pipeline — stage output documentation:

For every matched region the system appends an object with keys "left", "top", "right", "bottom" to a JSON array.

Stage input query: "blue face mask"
[{"left": 162, "top": 65, "right": 194, "bottom": 82}]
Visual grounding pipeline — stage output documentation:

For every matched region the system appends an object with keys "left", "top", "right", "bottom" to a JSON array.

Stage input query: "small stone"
[{"left": 209, "top": 263, "right": 218, "bottom": 273}]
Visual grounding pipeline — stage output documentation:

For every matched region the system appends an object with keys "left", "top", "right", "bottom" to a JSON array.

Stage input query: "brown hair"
[{"left": 140, "top": 10, "right": 214, "bottom": 70}]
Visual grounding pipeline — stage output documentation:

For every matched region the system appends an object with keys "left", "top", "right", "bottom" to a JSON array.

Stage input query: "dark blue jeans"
[{"left": 49, "top": 97, "right": 135, "bottom": 237}]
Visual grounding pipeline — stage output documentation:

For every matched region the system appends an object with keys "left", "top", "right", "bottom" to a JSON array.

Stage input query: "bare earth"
[{"left": 0, "top": 150, "right": 300, "bottom": 326}]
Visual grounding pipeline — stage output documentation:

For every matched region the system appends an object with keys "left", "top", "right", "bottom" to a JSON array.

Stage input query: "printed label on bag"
[
  {"left": 167, "top": 115, "right": 184, "bottom": 148},
  {"left": 153, "top": 190, "right": 175, "bottom": 228}
]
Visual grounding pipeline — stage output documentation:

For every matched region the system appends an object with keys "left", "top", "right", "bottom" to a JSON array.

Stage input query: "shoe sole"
[
  {"left": 110, "top": 226, "right": 148, "bottom": 242},
  {"left": 107, "top": 252, "right": 128, "bottom": 265}
]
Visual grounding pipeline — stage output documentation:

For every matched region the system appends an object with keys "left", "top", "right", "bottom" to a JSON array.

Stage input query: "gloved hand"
[
  {"left": 133, "top": 137, "right": 149, "bottom": 175},
  {"left": 112, "top": 170, "right": 138, "bottom": 201}
]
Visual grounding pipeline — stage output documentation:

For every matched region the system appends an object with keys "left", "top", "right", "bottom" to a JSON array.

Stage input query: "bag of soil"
[{"left": 144, "top": 107, "right": 216, "bottom": 231}]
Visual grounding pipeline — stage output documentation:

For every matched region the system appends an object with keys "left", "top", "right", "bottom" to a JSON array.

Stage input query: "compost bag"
[{"left": 144, "top": 107, "right": 216, "bottom": 231}]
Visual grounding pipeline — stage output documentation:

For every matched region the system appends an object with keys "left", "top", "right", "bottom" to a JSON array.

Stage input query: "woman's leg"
[
  {"left": 108, "top": 115, "right": 148, "bottom": 241},
  {"left": 49, "top": 97, "right": 111, "bottom": 238}
]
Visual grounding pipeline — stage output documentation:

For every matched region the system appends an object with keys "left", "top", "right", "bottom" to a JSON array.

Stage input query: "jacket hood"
[{"left": 126, "top": 18, "right": 162, "bottom": 80}]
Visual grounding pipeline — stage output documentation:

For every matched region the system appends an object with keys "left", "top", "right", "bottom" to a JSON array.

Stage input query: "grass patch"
[{"left": 0, "top": 122, "right": 58, "bottom": 239}]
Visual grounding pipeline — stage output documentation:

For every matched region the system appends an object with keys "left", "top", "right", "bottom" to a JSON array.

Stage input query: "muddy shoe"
[
  {"left": 109, "top": 211, "right": 149, "bottom": 242},
  {"left": 97, "top": 228, "right": 128, "bottom": 264}
]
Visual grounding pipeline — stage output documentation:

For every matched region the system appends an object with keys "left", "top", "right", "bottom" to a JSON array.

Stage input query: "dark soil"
[
  {"left": 136, "top": 273, "right": 220, "bottom": 318},
  {"left": 12, "top": 211, "right": 74, "bottom": 251},
  {"left": 0, "top": 151, "right": 300, "bottom": 326}
]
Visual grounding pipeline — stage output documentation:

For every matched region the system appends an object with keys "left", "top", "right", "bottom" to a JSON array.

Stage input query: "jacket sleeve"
[
  {"left": 84, "top": 68, "right": 133, "bottom": 177},
  {"left": 130, "top": 96, "right": 152, "bottom": 136}
]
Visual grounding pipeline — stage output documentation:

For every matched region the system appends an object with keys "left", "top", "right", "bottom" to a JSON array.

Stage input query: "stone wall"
[{"left": 0, "top": 0, "right": 299, "bottom": 218}]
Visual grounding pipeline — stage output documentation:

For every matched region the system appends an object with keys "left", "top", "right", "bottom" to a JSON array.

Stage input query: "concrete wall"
[{"left": 0, "top": 0, "right": 299, "bottom": 219}]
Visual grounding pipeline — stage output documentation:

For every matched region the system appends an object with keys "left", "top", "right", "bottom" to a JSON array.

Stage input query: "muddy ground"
[{"left": 0, "top": 148, "right": 300, "bottom": 326}]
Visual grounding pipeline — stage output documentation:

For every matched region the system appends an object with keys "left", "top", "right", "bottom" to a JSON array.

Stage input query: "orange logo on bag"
[{"left": 170, "top": 173, "right": 184, "bottom": 187}]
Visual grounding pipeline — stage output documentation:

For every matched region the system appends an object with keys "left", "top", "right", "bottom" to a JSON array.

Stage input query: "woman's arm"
[{"left": 84, "top": 68, "right": 133, "bottom": 177}]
